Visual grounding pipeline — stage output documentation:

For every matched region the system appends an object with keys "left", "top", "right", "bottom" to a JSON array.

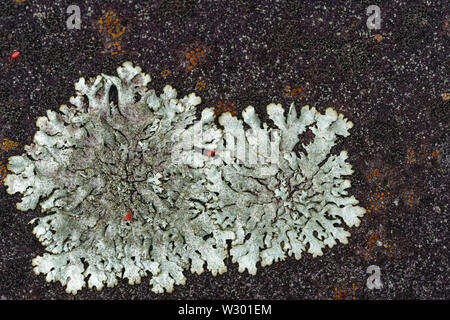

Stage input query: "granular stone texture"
[{"left": 0, "top": 0, "right": 448, "bottom": 300}]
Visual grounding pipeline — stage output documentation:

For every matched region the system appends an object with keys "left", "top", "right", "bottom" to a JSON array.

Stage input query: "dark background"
[{"left": 0, "top": 0, "right": 448, "bottom": 300}]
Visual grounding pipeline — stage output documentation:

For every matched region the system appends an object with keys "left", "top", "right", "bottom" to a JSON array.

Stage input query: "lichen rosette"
[
  {"left": 4, "top": 62, "right": 233, "bottom": 294},
  {"left": 203, "top": 103, "right": 366, "bottom": 274}
]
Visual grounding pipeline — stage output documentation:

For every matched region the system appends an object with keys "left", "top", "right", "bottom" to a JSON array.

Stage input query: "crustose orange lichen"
[
  {"left": 214, "top": 101, "right": 237, "bottom": 117},
  {"left": 186, "top": 48, "right": 206, "bottom": 71},
  {"left": 366, "top": 182, "right": 390, "bottom": 213}
]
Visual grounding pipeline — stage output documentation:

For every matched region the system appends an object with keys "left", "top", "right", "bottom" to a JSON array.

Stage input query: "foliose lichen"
[
  {"left": 4, "top": 62, "right": 365, "bottom": 294},
  {"left": 203, "top": 103, "right": 366, "bottom": 274},
  {"left": 4, "top": 62, "right": 232, "bottom": 294}
]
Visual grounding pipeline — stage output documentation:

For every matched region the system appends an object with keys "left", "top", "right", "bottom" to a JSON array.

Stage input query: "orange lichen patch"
[
  {"left": 405, "top": 146, "right": 439, "bottom": 164},
  {"left": 1, "top": 138, "right": 19, "bottom": 151},
  {"left": 373, "top": 34, "right": 383, "bottom": 42},
  {"left": 407, "top": 191, "right": 415, "bottom": 203},
  {"left": 364, "top": 234, "right": 380, "bottom": 260},
  {"left": 99, "top": 11, "right": 126, "bottom": 38},
  {"left": 284, "top": 85, "right": 304, "bottom": 101},
  {"left": 363, "top": 230, "right": 392, "bottom": 260},
  {"left": 332, "top": 283, "right": 358, "bottom": 300},
  {"left": 367, "top": 234, "right": 380, "bottom": 248},
  {"left": 0, "top": 138, "right": 19, "bottom": 185},
  {"left": 196, "top": 80, "right": 206, "bottom": 91},
  {"left": 98, "top": 11, "right": 126, "bottom": 55},
  {"left": 107, "top": 42, "right": 122, "bottom": 55},
  {"left": 367, "top": 168, "right": 381, "bottom": 180},
  {"left": 366, "top": 182, "right": 390, "bottom": 213},
  {"left": 0, "top": 161, "right": 7, "bottom": 184},
  {"left": 406, "top": 148, "right": 416, "bottom": 164},
  {"left": 214, "top": 101, "right": 237, "bottom": 117},
  {"left": 431, "top": 149, "right": 440, "bottom": 157},
  {"left": 441, "top": 93, "right": 450, "bottom": 101},
  {"left": 186, "top": 47, "right": 206, "bottom": 71},
  {"left": 363, "top": 252, "right": 376, "bottom": 260},
  {"left": 16, "top": 0, "right": 26, "bottom": 2},
  {"left": 161, "top": 69, "right": 172, "bottom": 78}
]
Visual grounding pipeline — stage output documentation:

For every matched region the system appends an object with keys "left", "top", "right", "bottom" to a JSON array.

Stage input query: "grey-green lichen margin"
[
  {"left": 4, "top": 61, "right": 366, "bottom": 295},
  {"left": 203, "top": 103, "right": 366, "bottom": 274}
]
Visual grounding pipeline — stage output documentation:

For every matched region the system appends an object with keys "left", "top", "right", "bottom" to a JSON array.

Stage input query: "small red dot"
[
  {"left": 11, "top": 50, "right": 20, "bottom": 60},
  {"left": 125, "top": 210, "right": 133, "bottom": 221}
]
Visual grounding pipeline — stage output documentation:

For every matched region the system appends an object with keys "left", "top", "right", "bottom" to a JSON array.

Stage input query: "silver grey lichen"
[
  {"left": 4, "top": 62, "right": 366, "bottom": 294},
  {"left": 5, "top": 62, "right": 232, "bottom": 294},
  {"left": 205, "top": 104, "right": 366, "bottom": 274}
]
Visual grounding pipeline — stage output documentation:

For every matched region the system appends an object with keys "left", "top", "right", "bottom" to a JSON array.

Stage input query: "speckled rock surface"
[{"left": 0, "top": 0, "right": 448, "bottom": 300}]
